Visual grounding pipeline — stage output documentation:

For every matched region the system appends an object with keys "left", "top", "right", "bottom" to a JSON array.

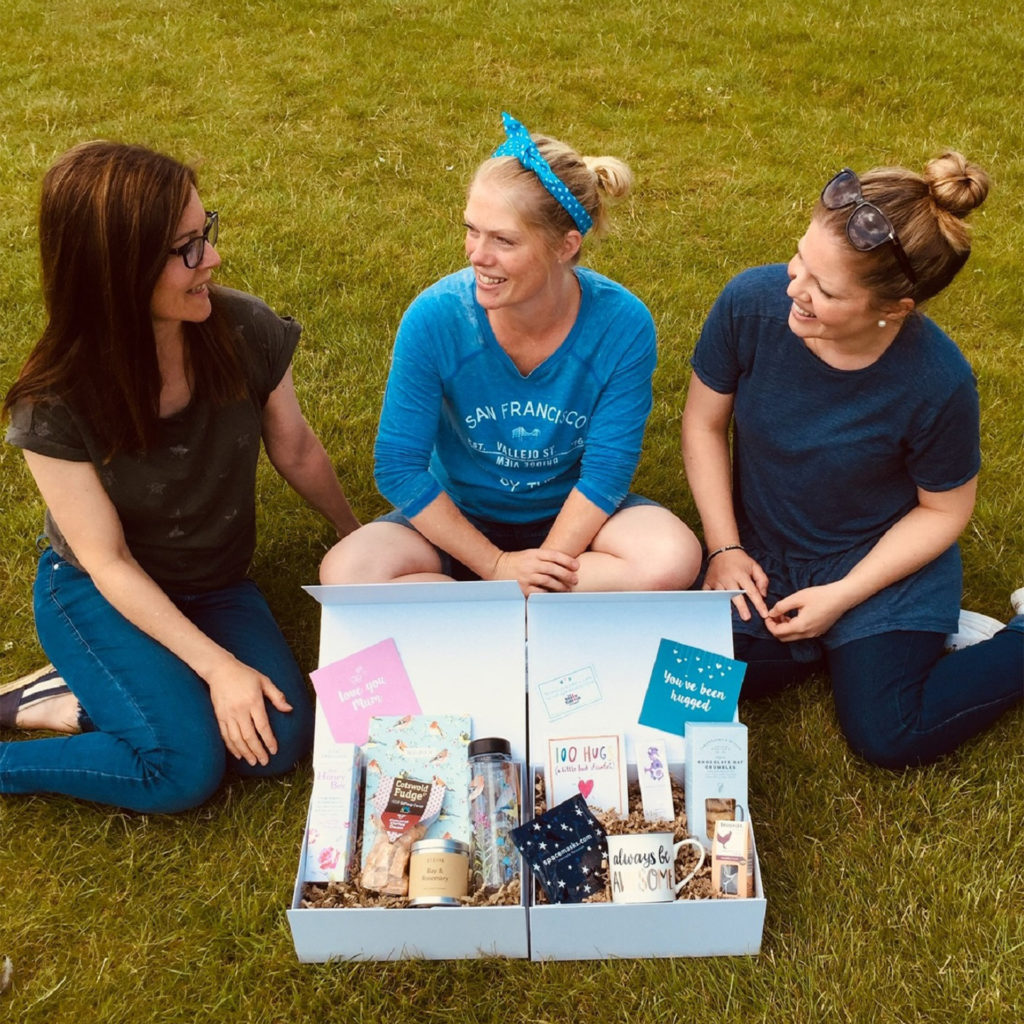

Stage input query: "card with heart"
[{"left": 546, "top": 734, "right": 628, "bottom": 817}]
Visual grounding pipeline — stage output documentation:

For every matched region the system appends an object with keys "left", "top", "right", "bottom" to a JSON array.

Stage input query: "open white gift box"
[
  {"left": 288, "top": 581, "right": 529, "bottom": 961},
  {"left": 287, "top": 582, "right": 765, "bottom": 961},
  {"left": 526, "top": 591, "right": 765, "bottom": 960}
]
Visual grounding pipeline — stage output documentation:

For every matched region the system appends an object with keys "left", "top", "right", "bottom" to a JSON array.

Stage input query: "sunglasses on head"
[
  {"left": 169, "top": 210, "right": 219, "bottom": 269},
  {"left": 821, "top": 169, "right": 917, "bottom": 288}
]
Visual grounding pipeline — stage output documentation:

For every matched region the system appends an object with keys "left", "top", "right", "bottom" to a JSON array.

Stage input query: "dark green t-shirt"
[{"left": 6, "top": 287, "right": 299, "bottom": 592}]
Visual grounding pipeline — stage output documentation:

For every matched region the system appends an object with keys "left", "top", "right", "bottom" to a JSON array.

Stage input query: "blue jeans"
[
  {"left": 0, "top": 548, "right": 313, "bottom": 813},
  {"left": 735, "top": 616, "right": 1024, "bottom": 768}
]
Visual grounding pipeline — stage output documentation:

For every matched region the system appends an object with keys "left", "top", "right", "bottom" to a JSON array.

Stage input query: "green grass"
[{"left": 2, "top": 0, "right": 1023, "bottom": 1020}]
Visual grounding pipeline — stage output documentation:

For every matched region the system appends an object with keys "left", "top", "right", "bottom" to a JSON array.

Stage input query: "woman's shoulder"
[
  {"left": 897, "top": 314, "right": 975, "bottom": 386},
  {"left": 576, "top": 267, "right": 654, "bottom": 324},
  {"left": 408, "top": 268, "right": 475, "bottom": 306},
  {"left": 696, "top": 265, "right": 791, "bottom": 347},
  {"left": 5, "top": 391, "right": 90, "bottom": 462},
  {"left": 211, "top": 286, "right": 300, "bottom": 342},
  {"left": 398, "top": 269, "right": 478, "bottom": 339},
  {"left": 717, "top": 263, "right": 790, "bottom": 310}
]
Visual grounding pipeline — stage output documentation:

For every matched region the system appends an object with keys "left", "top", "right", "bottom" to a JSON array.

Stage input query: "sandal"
[{"left": 0, "top": 665, "right": 73, "bottom": 730}]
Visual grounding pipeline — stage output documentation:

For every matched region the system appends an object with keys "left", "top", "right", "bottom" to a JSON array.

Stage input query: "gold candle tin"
[{"left": 408, "top": 838, "right": 469, "bottom": 907}]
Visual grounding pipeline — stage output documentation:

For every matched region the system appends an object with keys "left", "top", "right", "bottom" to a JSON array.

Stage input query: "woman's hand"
[
  {"left": 205, "top": 658, "right": 293, "bottom": 766},
  {"left": 489, "top": 549, "right": 580, "bottom": 596},
  {"left": 701, "top": 547, "right": 771, "bottom": 621},
  {"left": 763, "top": 582, "right": 854, "bottom": 642}
]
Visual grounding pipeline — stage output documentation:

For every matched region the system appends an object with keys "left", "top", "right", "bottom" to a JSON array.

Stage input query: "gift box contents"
[
  {"left": 301, "top": 712, "right": 524, "bottom": 909},
  {"left": 300, "top": 727, "right": 755, "bottom": 910},
  {"left": 529, "top": 762, "right": 723, "bottom": 904},
  {"left": 299, "top": 631, "right": 754, "bottom": 913}
]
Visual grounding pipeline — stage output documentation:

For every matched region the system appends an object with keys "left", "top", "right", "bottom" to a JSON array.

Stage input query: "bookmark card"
[
  {"left": 537, "top": 665, "right": 603, "bottom": 722},
  {"left": 638, "top": 639, "right": 746, "bottom": 737},
  {"left": 636, "top": 737, "right": 674, "bottom": 822},
  {"left": 546, "top": 734, "right": 628, "bottom": 817},
  {"left": 310, "top": 637, "right": 420, "bottom": 744},
  {"left": 359, "top": 713, "right": 471, "bottom": 869},
  {"left": 711, "top": 819, "right": 753, "bottom": 898}
]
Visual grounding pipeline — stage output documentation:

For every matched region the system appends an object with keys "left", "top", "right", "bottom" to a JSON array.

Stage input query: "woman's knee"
[
  {"left": 646, "top": 525, "right": 703, "bottom": 589},
  {"left": 593, "top": 507, "right": 703, "bottom": 590},
  {"left": 627, "top": 517, "right": 703, "bottom": 590},
  {"left": 255, "top": 690, "right": 314, "bottom": 776},
  {"left": 828, "top": 632, "right": 950, "bottom": 770},
  {"left": 131, "top": 729, "right": 227, "bottom": 813},
  {"left": 836, "top": 716, "right": 928, "bottom": 770},
  {"left": 320, "top": 522, "right": 439, "bottom": 583}
]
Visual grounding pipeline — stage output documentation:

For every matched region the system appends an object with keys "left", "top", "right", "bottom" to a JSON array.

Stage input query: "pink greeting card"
[{"left": 310, "top": 638, "right": 420, "bottom": 744}]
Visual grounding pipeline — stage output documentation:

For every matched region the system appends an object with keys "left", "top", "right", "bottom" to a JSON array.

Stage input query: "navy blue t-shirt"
[{"left": 692, "top": 264, "right": 980, "bottom": 651}]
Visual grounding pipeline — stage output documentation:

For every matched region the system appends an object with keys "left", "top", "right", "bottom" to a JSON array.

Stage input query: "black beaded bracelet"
[{"left": 706, "top": 544, "right": 745, "bottom": 562}]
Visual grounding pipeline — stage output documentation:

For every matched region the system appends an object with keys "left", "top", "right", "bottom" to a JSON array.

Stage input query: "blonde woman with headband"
[
  {"left": 682, "top": 152, "right": 1023, "bottom": 768},
  {"left": 322, "top": 113, "right": 701, "bottom": 594}
]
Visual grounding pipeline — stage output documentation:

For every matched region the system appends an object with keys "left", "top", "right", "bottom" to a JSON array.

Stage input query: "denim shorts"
[{"left": 377, "top": 492, "right": 662, "bottom": 581}]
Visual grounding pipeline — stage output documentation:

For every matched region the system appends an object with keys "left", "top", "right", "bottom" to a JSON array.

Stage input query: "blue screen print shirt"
[
  {"left": 375, "top": 267, "right": 656, "bottom": 524},
  {"left": 691, "top": 264, "right": 980, "bottom": 652}
]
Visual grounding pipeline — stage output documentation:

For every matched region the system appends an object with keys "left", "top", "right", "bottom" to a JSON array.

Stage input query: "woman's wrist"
[{"left": 706, "top": 543, "right": 745, "bottom": 562}]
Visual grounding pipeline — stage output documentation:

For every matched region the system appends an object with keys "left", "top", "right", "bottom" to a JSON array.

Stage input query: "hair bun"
[
  {"left": 925, "top": 151, "right": 989, "bottom": 218},
  {"left": 582, "top": 155, "right": 633, "bottom": 201}
]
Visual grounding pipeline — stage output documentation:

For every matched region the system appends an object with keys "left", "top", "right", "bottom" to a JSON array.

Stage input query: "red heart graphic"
[{"left": 578, "top": 779, "right": 594, "bottom": 799}]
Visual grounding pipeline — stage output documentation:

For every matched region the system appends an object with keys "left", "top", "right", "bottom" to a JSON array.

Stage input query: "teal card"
[{"left": 638, "top": 639, "right": 745, "bottom": 736}]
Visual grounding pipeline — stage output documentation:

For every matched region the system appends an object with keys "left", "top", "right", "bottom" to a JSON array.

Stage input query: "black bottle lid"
[{"left": 468, "top": 736, "right": 512, "bottom": 759}]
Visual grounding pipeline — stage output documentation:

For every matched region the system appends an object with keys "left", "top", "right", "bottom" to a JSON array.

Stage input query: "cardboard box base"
[{"left": 288, "top": 896, "right": 528, "bottom": 962}]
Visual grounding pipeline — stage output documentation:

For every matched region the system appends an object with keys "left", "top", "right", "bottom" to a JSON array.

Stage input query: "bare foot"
[{"left": 16, "top": 691, "right": 81, "bottom": 733}]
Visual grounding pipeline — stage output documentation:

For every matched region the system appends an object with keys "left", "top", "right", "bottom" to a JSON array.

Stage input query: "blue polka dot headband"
[{"left": 491, "top": 111, "right": 593, "bottom": 235}]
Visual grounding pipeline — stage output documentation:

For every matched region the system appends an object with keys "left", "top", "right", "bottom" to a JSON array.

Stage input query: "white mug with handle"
[{"left": 607, "top": 831, "right": 706, "bottom": 904}]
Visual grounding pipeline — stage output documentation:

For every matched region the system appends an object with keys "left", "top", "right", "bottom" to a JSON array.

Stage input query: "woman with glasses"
[
  {"left": 681, "top": 151, "right": 1023, "bottom": 768},
  {"left": 0, "top": 141, "right": 359, "bottom": 812},
  {"left": 320, "top": 113, "right": 701, "bottom": 594}
]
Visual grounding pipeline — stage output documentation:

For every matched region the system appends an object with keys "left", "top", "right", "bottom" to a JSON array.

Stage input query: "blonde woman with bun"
[
  {"left": 322, "top": 113, "right": 701, "bottom": 595},
  {"left": 682, "top": 152, "right": 1023, "bottom": 768}
]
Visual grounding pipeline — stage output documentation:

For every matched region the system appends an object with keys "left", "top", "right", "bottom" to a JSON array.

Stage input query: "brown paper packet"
[{"left": 710, "top": 819, "right": 752, "bottom": 898}]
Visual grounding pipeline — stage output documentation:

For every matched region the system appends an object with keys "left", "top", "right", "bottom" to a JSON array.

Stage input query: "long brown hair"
[{"left": 3, "top": 141, "right": 244, "bottom": 457}]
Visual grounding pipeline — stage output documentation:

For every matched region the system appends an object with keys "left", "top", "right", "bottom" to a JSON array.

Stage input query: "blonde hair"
[
  {"left": 471, "top": 131, "right": 632, "bottom": 261},
  {"left": 814, "top": 151, "right": 989, "bottom": 303}
]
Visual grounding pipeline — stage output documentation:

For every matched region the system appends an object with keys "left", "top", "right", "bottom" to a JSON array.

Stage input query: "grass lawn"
[{"left": 1, "top": 0, "right": 1022, "bottom": 1020}]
